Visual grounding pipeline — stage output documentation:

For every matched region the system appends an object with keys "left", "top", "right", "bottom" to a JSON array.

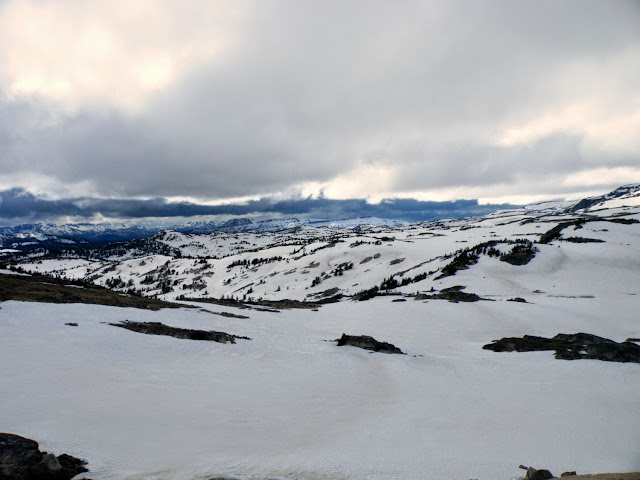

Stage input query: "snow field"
[{"left": 1, "top": 294, "right": 639, "bottom": 480}]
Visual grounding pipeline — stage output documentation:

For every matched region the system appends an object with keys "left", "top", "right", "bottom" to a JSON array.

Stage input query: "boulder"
[
  {"left": 484, "top": 333, "right": 640, "bottom": 364},
  {"left": 0, "top": 433, "right": 88, "bottom": 480},
  {"left": 507, "top": 297, "right": 527, "bottom": 303},
  {"left": 525, "top": 467, "right": 554, "bottom": 480},
  {"left": 417, "top": 285, "right": 483, "bottom": 303},
  {"left": 336, "top": 334, "right": 405, "bottom": 354},
  {"left": 110, "top": 320, "right": 251, "bottom": 344}
]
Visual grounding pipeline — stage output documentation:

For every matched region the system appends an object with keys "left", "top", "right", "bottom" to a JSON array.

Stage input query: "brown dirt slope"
[{"left": 0, "top": 273, "right": 183, "bottom": 310}]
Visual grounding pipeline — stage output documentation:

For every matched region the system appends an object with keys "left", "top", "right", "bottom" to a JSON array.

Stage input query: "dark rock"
[
  {"left": 507, "top": 297, "right": 527, "bottom": 303},
  {"left": 392, "top": 298, "right": 407, "bottom": 302},
  {"left": 55, "top": 454, "right": 89, "bottom": 478},
  {"left": 561, "top": 472, "right": 577, "bottom": 477},
  {"left": 336, "top": 333, "right": 405, "bottom": 354},
  {"left": 64, "top": 323, "right": 78, "bottom": 327},
  {"left": 0, "top": 433, "right": 88, "bottom": 480},
  {"left": 110, "top": 320, "right": 251, "bottom": 344},
  {"left": 561, "top": 237, "right": 605, "bottom": 243},
  {"left": 484, "top": 332, "right": 640, "bottom": 364},
  {"left": 417, "top": 285, "right": 483, "bottom": 303},
  {"left": 606, "top": 217, "right": 639, "bottom": 225},
  {"left": 317, "top": 287, "right": 340, "bottom": 298},
  {"left": 524, "top": 467, "right": 554, "bottom": 480}
]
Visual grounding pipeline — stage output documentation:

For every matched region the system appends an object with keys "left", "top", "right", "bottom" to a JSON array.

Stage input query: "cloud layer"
[
  {"left": 0, "top": 188, "right": 513, "bottom": 225},
  {"left": 0, "top": 0, "right": 639, "bottom": 220}
]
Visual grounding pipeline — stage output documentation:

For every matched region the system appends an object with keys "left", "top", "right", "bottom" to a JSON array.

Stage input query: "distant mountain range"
[
  {"left": 0, "top": 216, "right": 409, "bottom": 252},
  {"left": 1, "top": 185, "right": 639, "bottom": 253}
]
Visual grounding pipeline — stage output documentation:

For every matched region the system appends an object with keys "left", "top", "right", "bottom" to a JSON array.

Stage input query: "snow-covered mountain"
[
  {"left": 10, "top": 184, "right": 640, "bottom": 305},
  {"left": 1, "top": 185, "right": 640, "bottom": 480},
  {"left": 567, "top": 183, "right": 640, "bottom": 212},
  {"left": 0, "top": 216, "right": 411, "bottom": 252},
  {"left": 10, "top": 182, "right": 640, "bottom": 253},
  {"left": 0, "top": 222, "right": 160, "bottom": 251}
]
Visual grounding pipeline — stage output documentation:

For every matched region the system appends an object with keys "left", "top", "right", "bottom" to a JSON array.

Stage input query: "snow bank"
[{"left": 1, "top": 296, "right": 638, "bottom": 480}]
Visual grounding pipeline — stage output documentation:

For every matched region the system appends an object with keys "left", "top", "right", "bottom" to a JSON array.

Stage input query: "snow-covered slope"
[
  {"left": 0, "top": 217, "right": 410, "bottom": 252},
  {"left": 1, "top": 186, "right": 640, "bottom": 480},
  {"left": 13, "top": 186, "right": 640, "bottom": 306},
  {"left": 568, "top": 184, "right": 640, "bottom": 212},
  {"left": 0, "top": 290, "right": 638, "bottom": 479}
]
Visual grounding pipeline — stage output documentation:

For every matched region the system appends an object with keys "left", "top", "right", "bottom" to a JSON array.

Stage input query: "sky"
[{"left": 0, "top": 0, "right": 639, "bottom": 225}]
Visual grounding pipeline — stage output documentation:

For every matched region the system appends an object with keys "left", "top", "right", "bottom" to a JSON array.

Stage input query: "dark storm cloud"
[
  {"left": 0, "top": 188, "right": 513, "bottom": 224},
  {"left": 0, "top": 0, "right": 639, "bottom": 202}
]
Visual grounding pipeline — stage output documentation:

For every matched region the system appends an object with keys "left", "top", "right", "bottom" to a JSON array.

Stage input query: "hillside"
[
  {"left": 10, "top": 185, "right": 640, "bottom": 307},
  {"left": 1, "top": 186, "right": 639, "bottom": 480}
]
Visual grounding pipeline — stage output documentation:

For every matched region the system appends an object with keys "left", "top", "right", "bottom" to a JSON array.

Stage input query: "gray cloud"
[
  {"left": 0, "top": 0, "right": 639, "bottom": 206},
  {"left": 0, "top": 188, "right": 514, "bottom": 225}
]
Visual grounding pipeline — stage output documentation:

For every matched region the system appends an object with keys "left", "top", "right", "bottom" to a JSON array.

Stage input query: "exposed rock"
[
  {"left": 315, "top": 287, "right": 341, "bottom": 298},
  {"left": 0, "top": 432, "right": 88, "bottom": 480},
  {"left": 484, "top": 333, "right": 640, "bottom": 363},
  {"left": 64, "top": 323, "right": 78, "bottom": 327},
  {"left": 0, "top": 273, "right": 182, "bottom": 310},
  {"left": 392, "top": 298, "right": 407, "bottom": 302},
  {"left": 520, "top": 465, "right": 554, "bottom": 480},
  {"left": 561, "top": 472, "right": 577, "bottom": 477},
  {"left": 526, "top": 467, "right": 554, "bottom": 480},
  {"left": 200, "top": 310, "right": 250, "bottom": 319},
  {"left": 561, "top": 237, "right": 605, "bottom": 243},
  {"left": 389, "top": 258, "right": 405, "bottom": 265},
  {"left": 528, "top": 469, "right": 551, "bottom": 480},
  {"left": 336, "top": 333, "right": 405, "bottom": 354},
  {"left": 553, "top": 474, "right": 640, "bottom": 480},
  {"left": 605, "top": 217, "right": 639, "bottom": 225},
  {"left": 110, "top": 320, "right": 251, "bottom": 344},
  {"left": 507, "top": 297, "right": 527, "bottom": 303},
  {"left": 39, "top": 453, "right": 61, "bottom": 472},
  {"left": 416, "top": 285, "right": 483, "bottom": 303}
]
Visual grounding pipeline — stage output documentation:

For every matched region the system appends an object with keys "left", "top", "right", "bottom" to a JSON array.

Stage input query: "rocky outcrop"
[
  {"left": 523, "top": 466, "right": 554, "bottom": 480},
  {"left": 416, "top": 285, "right": 483, "bottom": 303},
  {"left": 336, "top": 333, "right": 405, "bottom": 354},
  {"left": 110, "top": 320, "right": 251, "bottom": 343},
  {"left": 0, "top": 433, "right": 88, "bottom": 480},
  {"left": 554, "top": 474, "right": 640, "bottom": 480},
  {"left": 561, "top": 237, "right": 605, "bottom": 243},
  {"left": 507, "top": 297, "right": 527, "bottom": 303},
  {"left": 517, "top": 465, "right": 640, "bottom": 480},
  {"left": 484, "top": 333, "right": 640, "bottom": 363}
]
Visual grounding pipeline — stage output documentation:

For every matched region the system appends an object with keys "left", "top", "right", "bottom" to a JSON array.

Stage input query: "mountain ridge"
[{"left": 2, "top": 184, "right": 640, "bottom": 253}]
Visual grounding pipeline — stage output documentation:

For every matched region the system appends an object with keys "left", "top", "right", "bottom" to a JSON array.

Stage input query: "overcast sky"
[{"left": 0, "top": 0, "right": 639, "bottom": 224}]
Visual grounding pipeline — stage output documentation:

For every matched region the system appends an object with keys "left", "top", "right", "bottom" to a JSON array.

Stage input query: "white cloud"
[
  {"left": 563, "top": 167, "right": 640, "bottom": 189},
  {"left": 0, "top": 0, "right": 639, "bottom": 211},
  {"left": 0, "top": 0, "right": 249, "bottom": 111}
]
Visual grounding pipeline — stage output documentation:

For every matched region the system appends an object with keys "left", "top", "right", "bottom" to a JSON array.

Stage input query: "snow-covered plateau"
[{"left": 1, "top": 185, "right": 640, "bottom": 480}]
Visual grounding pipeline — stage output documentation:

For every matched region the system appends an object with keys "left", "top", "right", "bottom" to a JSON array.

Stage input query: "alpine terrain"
[{"left": 1, "top": 185, "right": 639, "bottom": 480}]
